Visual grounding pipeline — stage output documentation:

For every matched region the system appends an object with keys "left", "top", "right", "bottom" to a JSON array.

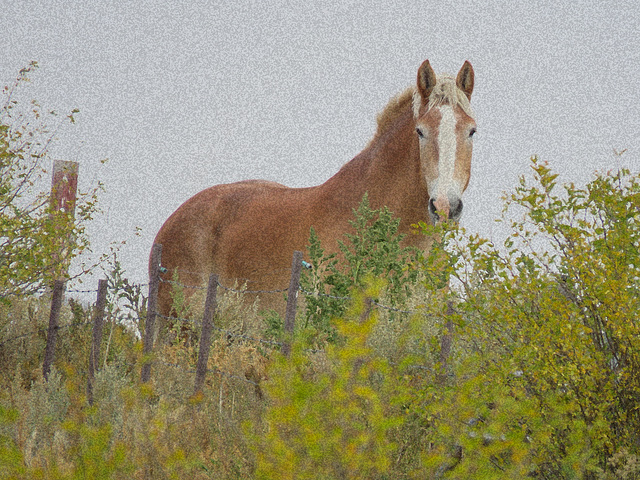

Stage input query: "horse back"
[{"left": 152, "top": 179, "right": 330, "bottom": 314}]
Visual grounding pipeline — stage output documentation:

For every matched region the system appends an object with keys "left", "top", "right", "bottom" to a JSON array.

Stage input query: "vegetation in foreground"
[{"left": 2, "top": 157, "right": 639, "bottom": 479}]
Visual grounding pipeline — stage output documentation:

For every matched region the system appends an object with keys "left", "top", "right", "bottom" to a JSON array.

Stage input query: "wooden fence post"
[
  {"left": 87, "top": 279, "right": 108, "bottom": 405},
  {"left": 359, "top": 297, "right": 373, "bottom": 323},
  {"left": 42, "top": 280, "right": 66, "bottom": 381},
  {"left": 141, "top": 243, "right": 162, "bottom": 383},
  {"left": 194, "top": 274, "right": 218, "bottom": 395},
  {"left": 50, "top": 160, "right": 79, "bottom": 280},
  {"left": 282, "top": 250, "right": 303, "bottom": 358},
  {"left": 50, "top": 160, "right": 79, "bottom": 214}
]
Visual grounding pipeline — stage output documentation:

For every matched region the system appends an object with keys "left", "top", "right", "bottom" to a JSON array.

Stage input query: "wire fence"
[
  {"left": 0, "top": 319, "right": 92, "bottom": 348},
  {"left": 155, "top": 312, "right": 284, "bottom": 348},
  {"left": 159, "top": 360, "right": 261, "bottom": 386},
  {"left": 2, "top": 244, "right": 445, "bottom": 407},
  {"left": 160, "top": 274, "right": 290, "bottom": 294},
  {"left": 162, "top": 271, "right": 421, "bottom": 315}
]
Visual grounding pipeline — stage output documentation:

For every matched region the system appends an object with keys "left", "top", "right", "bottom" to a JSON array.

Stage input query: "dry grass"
[{"left": 0, "top": 289, "right": 271, "bottom": 479}]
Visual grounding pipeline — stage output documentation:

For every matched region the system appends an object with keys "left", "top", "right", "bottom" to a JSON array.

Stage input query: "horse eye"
[
  {"left": 416, "top": 127, "right": 425, "bottom": 139},
  {"left": 469, "top": 128, "right": 477, "bottom": 138}
]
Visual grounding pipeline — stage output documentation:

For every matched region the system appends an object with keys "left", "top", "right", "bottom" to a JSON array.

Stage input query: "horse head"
[{"left": 413, "top": 60, "right": 476, "bottom": 223}]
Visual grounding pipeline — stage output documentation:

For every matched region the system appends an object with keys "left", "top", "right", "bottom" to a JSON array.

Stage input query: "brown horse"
[{"left": 152, "top": 60, "right": 476, "bottom": 322}]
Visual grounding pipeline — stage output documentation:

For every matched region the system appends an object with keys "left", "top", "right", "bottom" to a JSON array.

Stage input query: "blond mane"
[
  {"left": 371, "top": 75, "right": 475, "bottom": 145},
  {"left": 413, "top": 74, "right": 475, "bottom": 119}
]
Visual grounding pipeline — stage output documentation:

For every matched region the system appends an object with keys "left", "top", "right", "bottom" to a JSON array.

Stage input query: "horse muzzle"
[{"left": 429, "top": 196, "right": 463, "bottom": 223}]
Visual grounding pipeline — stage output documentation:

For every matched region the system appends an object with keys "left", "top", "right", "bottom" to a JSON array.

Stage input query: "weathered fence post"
[
  {"left": 282, "top": 250, "right": 303, "bottom": 358},
  {"left": 50, "top": 160, "right": 79, "bottom": 280},
  {"left": 87, "top": 279, "right": 108, "bottom": 405},
  {"left": 50, "top": 160, "right": 79, "bottom": 214},
  {"left": 359, "top": 297, "right": 373, "bottom": 323},
  {"left": 42, "top": 280, "right": 66, "bottom": 381},
  {"left": 194, "top": 274, "right": 218, "bottom": 395},
  {"left": 141, "top": 243, "right": 162, "bottom": 383}
]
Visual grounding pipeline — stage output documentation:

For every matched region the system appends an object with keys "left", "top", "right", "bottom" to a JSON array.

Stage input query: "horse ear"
[
  {"left": 456, "top": 61, "right": 474, "bottom": 100},
  {"left": 416, "top": 60, "right": 437, "bottom": 105}
]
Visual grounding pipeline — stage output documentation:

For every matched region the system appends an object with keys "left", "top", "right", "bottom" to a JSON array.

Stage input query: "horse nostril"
[
  {"left": 450, "top": 199, "right": 463, "bottom": 219},
  {"left": 429, "top": 197, "right": 444, "bottom": 222},
  {"left": 429, "top": 198, "right": 437, "bottom": 215}
]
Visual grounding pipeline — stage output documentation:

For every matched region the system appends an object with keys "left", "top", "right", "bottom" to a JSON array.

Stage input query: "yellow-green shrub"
[
  {"left": 250, "top": 286, "right": 406, "bottom": 480},
  {"left": 418, "top": 158, "right": 640, "bottom": 478}
]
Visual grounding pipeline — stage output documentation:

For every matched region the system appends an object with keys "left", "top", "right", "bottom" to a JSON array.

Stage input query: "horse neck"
[{"left": 321, "top": 105, "right": 425, "bottom": 215}]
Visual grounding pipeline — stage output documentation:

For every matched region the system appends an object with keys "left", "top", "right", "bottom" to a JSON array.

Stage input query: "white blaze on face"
[{"left": 430, "top": 105, "right": 461, "bottom": 217}]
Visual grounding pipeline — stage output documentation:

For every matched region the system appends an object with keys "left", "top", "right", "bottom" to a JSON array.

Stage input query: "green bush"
[
  {"left": 417, "top": 157, "right": 640, "bottom": 478},
  {"left": 250, "top": 286, "right": 406, "bottom": 480},
  {"left": 1, "top": 62, "right": 103, "bottom": 299},
  {"left": 300, "top": 193, "right": 419, "bottom": 343},
  {"left": 252, "top": 156, "right": 640, "bottom": 479}
]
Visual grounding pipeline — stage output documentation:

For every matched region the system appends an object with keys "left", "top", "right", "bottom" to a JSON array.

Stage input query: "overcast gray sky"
[{"left": 2, "top": 0, "right": 639, "bottom": 291}]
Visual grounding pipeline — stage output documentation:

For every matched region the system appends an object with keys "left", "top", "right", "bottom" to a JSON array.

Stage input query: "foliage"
[
  {"left": 300, "top": 193, "right": 419, "bottom": 342},
  {"left": 0, "top": 62, "right": 104, "bottom": 299},
  {"left": 417, "top": 157, "right": 640, "bottom": 478},
  {"left": 250, "top": 285, "right": 405, "bottom": 480},
  {"left": 104, "top": 252, "right": 147, "bottom": 338}
]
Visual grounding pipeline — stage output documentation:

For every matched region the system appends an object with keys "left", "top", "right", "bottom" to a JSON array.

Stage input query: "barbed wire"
[
  {"left": 2, "top": 265, "right": 438, "bottom": 394},
  {"left": 67, "top": 287, "right": 99, "bottom": 294},
  {"left": 161, "top": 265, "right": 292, "bottom": 281},
  {"left": 0, "top": 318, "right": 93, "bottom": 347},
  {"left": 159, "top": 360, "right": 259, "bottom": 386},
  {"left": 67, "top": 283, "right": 151, "bottom": 294},
  {"left": 2, "top": 267, "right": 433, "bottom": 352},
  {"left": 0, "top": 286, "right": 47, "bottom": 298},
  {"left": 215, "top": 281, "right": 289, "bottom": 295},
  {"left": 299, "top": 288, "right": 350, "bottom": 301},
  {"left": 160, "top": 276, "right": 289, "bottom": 295},
  {"left": 2, "top": 282, "right": 151, "bottom": 298},
  {"left": 151, "top": 263, "right": 437, "bottom": 317},
  {"left": 159, "top": 277, "right": 207, "bottom": 290},
  {"left": 155, "top": 313, "right": 283, "bottom": 348},
  {"left": 157, "top": 274, "right": 423, "bottom": 316},
  {"left": 0, "top": 330, "right": 43, "bottom": 347}
]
